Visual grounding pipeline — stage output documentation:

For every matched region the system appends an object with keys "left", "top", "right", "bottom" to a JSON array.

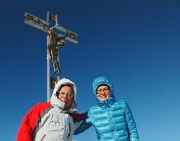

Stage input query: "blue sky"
[{"left": 0, "top": 0, "right": 180, "bottom": 141}]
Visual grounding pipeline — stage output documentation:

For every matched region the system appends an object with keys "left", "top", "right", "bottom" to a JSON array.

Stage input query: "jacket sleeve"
[
  {"left": 71, "top": 112, "right": 92, "bottom": 135},
  {"left": 125, "top": 102, "right": 140, "bottom": 141},
  {"left": 16, "top": 103, "right": 51, "bottom": 141}
]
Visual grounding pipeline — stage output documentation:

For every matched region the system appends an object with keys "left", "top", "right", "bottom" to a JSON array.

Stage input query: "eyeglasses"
[
  {"left": 58, "top": 91, "right": 74, "bottom": 99},
  {"left": 96, "top": 87, "right": 109, "bottom": 94}
]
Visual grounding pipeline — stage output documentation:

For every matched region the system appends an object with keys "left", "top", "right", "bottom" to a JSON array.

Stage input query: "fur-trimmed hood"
[{"left": 50, "top": 78, "right": 77, "bottom": 113}]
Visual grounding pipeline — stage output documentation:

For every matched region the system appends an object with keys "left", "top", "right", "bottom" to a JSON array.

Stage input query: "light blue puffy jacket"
[{"left": 77, "top": 77, "right": 139, "bottom": 141}]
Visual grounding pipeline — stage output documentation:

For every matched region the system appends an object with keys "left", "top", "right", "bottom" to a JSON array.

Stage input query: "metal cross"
[{"left": 24, "top": 11, "right": 78, "bottom": 102}]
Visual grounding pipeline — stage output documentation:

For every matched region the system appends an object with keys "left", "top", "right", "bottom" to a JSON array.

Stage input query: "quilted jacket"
[{"left": 80, "top": 77, "right": 140, "bottom": 141}]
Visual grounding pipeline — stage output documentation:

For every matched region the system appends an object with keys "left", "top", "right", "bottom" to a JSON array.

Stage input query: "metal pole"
[
  {"left": 58, "top": 51, "right": 60, "bottom": 80},
  {"left": 46, "top": 11, "right": 51, "bottom": 102},
  {"left": 47, "top": 36, "right": 51, "bottom": 102},
  {"left": 56, "top": 13, "right": 60, "bottom": 80}
]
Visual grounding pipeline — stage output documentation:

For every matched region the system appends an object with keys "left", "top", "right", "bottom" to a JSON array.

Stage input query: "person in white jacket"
[{"left": 16, "top": 78, "right": 90, "bottom": 141}]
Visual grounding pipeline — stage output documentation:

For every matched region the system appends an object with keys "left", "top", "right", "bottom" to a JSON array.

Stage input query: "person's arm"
[
  {"left": 16, "top": 103, "right": 51, "bottom": 141},
  {"left": 71, "top": 112, "right": 92, "bottom": 135},
  {"left": 125, "top": 102, "right": 140, "bottom": 141}
]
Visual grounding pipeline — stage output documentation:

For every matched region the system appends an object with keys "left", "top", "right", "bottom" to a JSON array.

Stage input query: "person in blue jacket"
[{"left": 75, "top": 76, "right": 140, "bottom": 141}]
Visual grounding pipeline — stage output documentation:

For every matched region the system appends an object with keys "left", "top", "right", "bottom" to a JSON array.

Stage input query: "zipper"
[{"left": 67, "top": 123, "right": 71, "bottom": 139}]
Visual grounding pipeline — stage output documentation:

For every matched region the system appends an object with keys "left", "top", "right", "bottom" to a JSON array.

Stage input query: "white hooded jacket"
[
  {"left": 17, "top": 78, "right": 85, "bottom": 141},
  {"left": 33, "top": 78, "right": 82, "bottom": 141}
]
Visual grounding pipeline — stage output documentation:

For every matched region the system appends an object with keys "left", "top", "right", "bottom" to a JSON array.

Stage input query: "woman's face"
[
  {"left": 57, "top": 86, "right": 74, "bottom": 109},
  {"left": 96, "top": 85, "right": 110, "bottom": 101}
]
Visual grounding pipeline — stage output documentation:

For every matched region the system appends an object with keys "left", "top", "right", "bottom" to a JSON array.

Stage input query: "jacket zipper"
[{"left": 67, "top": 123, "right": 71, "bottom": 139}]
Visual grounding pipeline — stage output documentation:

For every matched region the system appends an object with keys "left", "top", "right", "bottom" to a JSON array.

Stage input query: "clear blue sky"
[{"left": 0, "top": 0, "right": 180, "bottom": 141}]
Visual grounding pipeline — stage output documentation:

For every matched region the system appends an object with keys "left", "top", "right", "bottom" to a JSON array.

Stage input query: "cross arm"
[
  {"left": 24, "top": 12, "right": 49, "bottom": 31},
  {"left": 56, "top": 25, "right": 78, "bottom": 44}
]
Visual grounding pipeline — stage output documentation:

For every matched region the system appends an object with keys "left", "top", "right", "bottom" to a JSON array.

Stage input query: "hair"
[
  {"left": 56, "top": 84, "right": 74, "bottom": 97},
  {"left": 96, "top": 84, "right": 110, "bottom": 90}
]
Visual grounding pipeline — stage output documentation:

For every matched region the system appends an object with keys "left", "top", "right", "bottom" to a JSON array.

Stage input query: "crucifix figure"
[{"left": 40, "top": 23, "right": 68, "bottom": 75}]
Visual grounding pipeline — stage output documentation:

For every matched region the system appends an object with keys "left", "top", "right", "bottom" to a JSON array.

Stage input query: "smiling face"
[
  {"left": 57, "top": 85, "right": 74, "bottom": 109},
  {"left": 96, "top": 85, "right": 110, "bottom": 101}
]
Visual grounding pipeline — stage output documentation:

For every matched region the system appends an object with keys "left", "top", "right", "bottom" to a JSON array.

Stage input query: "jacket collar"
[{"left": 97, "top": 95, "right": 115, "bottom": 107}]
